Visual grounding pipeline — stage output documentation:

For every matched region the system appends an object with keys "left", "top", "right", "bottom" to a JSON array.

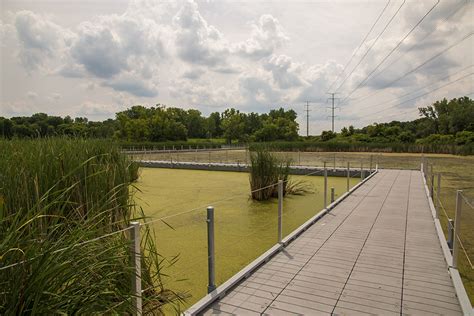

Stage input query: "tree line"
[
  {"left": 319, "top": 96, "right": 474, "bottom": 146},
  {"left": 0, "top": 106, "right": 299, "bottom": 143},
  {"left": 1, "top": 96, "right": 472, "bottom": 147}
]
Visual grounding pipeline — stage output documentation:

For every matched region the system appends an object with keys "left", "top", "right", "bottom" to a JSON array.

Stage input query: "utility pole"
[
  {"left": 304, "top": 101, "right": 311, "bottom": 137},
  {"left": 327, "top": 93, "right": 339, "bottom": 132}
]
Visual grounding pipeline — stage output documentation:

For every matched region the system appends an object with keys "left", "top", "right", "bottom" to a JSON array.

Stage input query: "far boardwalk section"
[{"left": 202, "top": 170, "right": 462, "bottom": 315}]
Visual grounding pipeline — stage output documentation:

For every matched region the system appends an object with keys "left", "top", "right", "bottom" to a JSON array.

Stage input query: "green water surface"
[{"left": 135, "top": 168, "right": 359, "bottom": 311}]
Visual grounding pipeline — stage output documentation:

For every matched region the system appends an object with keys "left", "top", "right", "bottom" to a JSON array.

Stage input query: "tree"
[
  {"left": 0, "top": 117, "right": 13, "bottom": 138},
  {"left": 186, "top": 109, "right": 206, "bottom": 138},
  {"left": 221, "top": 109, "right": 246, "bottom": 143},
  {"left": 398, "top": 131, "right": 415, "bottom": 143},
  {"left": 321, "top": 130, "right": 336, "bottom": 141},
  {"left": 206, "top": 112, "right": 222, "bottom": 138},
  {"left": 341, "top": 127, "right": 349, "bottom": 137},
  {"left": 419, "top": 96, "right": 474, "bottom": 135}
]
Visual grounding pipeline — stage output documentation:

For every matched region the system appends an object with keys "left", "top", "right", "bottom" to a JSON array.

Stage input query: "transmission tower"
[
  {"left": 304, "top": 101, "right": 311, "bottom": 137},
  {"left": 327, "top": 93, "right": 340, "bottom": 132}
]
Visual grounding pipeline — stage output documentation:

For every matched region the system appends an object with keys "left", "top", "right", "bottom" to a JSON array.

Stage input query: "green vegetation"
[
  {"left": 249, "top": 149, "right": 312, "bottom": 201},
  {"left": 249, "top": 150, "right": 290, "bottom": 200},
  {"left": 0, "top": 139, "right": 182, "bottom": 314},
  {"left": 1, "top": 96, "right": 472, "bottom": 154},
  {"left": 249, "top": 140, "right": 473, "bottom": 155},
  {"left": 302, "top": 96, "right": 474, "bottom": 154},
  {"left": 0, "top": 106, "right": 298, "bottom": 144}
]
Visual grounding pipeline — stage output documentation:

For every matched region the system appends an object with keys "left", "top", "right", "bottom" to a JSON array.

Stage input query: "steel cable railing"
[
  {"left": 0, "top": 225, "right": 133, "bottom": 271},
  {"left": 436, "top": 194, "right": 474, "bottom": 270},
  {"left": 2, "top": 156, "right": 376, "bottom": 315},
  {"left": 461, "top": 192, "right": 474, "bottom": 210},
  {"left": 0, "top": 167, "right": 337, "bottom": 272}
]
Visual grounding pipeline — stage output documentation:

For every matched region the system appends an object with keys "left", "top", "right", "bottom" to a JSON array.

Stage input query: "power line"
[
  {"left": 326, "top": 0, "right": 392, "bottom": 93},
  {"left": 377, "top": 90, "right": 474, "bottom": 123},
  {"left": 339, "top": 0, "right": 440, "bottom": 105},
  {"left": 344, "top": 31, "right": 474, "bottom": 107},
  {"left": 334, "top": 0, "right": 406, "bottom": 94},
  {"left": 347, "top": 64, "right": 474, "bottom": 115},
  {"left": 362, "top": 72, "right": 473, "bottom": 120},
  {"left": 344, "top": 0, "right": 468, "bottom": 107}
]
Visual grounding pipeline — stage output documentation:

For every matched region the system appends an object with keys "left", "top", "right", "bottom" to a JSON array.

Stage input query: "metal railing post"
[
  {"left": 447, "top": 219, "right": 454, "bottom": 251},
  {"left": 331, "top": 187, "right": 335, "bottom": 203},
  {"left": 346, "top": 161, "right": 350, "bottom": 192},
  {"left": 452, "top": 190, "right": 462, "bottom": 268},
  {"left": 436, "top": 173, "right": 441, "bottom": 219},
  {"left": 430, "top": 174, "right": 434, "bottom": 198},
  {"left": 206, "top": 206, "right": 216, "bottom": 293},
  {"left": 130, "top": 222, "right": 142, "bottom": 315},
  {"left": 333, "top": 154, "right": 336, "bottom": 171},
  {"left": 360, "top": 162, "right": 364, "bottom": 180},
  {"left": 278, "top": 180, "right": 283, "bottom": 243},
  {"left": 426, "top": 164, "right": 434, "bottom": 199},
  {"left": 324, "top": 162, "right": 328, "bottom": 208}
]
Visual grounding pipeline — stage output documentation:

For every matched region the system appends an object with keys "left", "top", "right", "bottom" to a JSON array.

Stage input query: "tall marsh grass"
[
  {"left": 0, "top": 138, "right": 182, "bottom": 314},
  {"left": 249, "top": 149, "right": 313, "bottom": 200}
]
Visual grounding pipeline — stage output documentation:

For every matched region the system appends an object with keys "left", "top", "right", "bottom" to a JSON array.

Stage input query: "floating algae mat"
[{"left": 135, "top": 168, "right": 359, "bottom": 310}]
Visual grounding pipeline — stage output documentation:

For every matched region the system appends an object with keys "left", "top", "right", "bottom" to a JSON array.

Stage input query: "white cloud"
[
  {"left": 263, "top": 54, "right": 304, "bottom": 89},
  {"left": 77, "top": 101, "right": 118, "bottom": 117},
  {"left": 13, "top": 11, "right": 73, "bottom": 71},
  {"left": 51, "top": 93, "right": 61, "bottom": 101},
  {"left": 235, "top": 14, "right": 289, "bottom": 60},
  {"left": 182, "top": 68, "right": 205, "bottom": 80},
  {"left": 1, "top": 0, "right": 471, "bottom": 133},
  {"left": 173, "top": 1, "right": 230, "bottom": 69},
  {"left": 169, "top": 78, "right": 240, "bottom": 108},
  {"left": 27, "top": 91, "right": 38, "bottom": 99},
  {"left": 70, "top": 14, "right": 165, "bottom": 80},
  {"left": 102, "top": 73, "right": 159, "bottom": 98}
]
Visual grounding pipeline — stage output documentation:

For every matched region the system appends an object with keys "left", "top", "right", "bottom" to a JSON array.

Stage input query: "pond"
[{"left": 135, "top": 168, "right": 360, "bottom": 310}]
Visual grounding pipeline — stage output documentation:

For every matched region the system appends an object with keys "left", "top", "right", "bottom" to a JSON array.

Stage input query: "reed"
[
  {"left": 249, "top": 149, "right": 312, "bottom": 200},
  {"left": 0, "top": 138, "right": 182, "bottom": 314}
]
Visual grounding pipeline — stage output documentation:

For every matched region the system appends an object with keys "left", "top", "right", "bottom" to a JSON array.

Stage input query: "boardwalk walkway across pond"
[{"left": 192, "top": 169, "right": 466, "bottom": 315}]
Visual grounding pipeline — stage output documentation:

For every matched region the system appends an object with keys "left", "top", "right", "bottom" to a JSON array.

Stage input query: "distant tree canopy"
[
  {"left": 0, "top": 105, "right": 299, "bottom": 143},
  {"left": 325, "top": 96, "right": 474, "bottom": 146},
  {"left": 1, "top": 96, "right": 472, "bottom": 147}
]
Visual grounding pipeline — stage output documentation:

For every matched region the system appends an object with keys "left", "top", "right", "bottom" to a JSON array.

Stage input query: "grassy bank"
[
  {"left": 249, "top": 141, "right": 474, "bottom": 155},
  {"left": 0, "top": 138, "right": 181, "bottom": 314},
  {"left": 120, "top": 138, "right": 232, "bottom": 151}
]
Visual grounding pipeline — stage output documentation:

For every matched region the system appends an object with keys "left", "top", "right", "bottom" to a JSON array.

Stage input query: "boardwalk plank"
[{"left": 198, "top": 170, "right": 462, "bottom": 316}]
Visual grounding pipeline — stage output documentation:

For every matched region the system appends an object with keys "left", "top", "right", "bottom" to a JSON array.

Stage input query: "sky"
[{"left": 0, "top": 0, "right": 473, "bottom": 134}]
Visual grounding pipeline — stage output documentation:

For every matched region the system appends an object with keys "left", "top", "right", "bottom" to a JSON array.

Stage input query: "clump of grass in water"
[
  {"left": 0, "top": 138, "right": 183, "bottom": 314},
  {"left": 249, "top": 149, "right": 313, "bottom": 201}
]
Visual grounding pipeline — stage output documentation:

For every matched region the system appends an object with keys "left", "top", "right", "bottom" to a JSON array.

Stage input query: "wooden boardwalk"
[{"left": 201, "top": 169, "right": 463, "bottom": 315}]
